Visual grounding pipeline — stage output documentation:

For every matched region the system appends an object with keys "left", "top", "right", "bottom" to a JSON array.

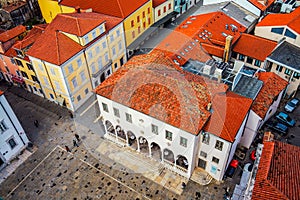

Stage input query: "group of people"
[{"left": 65, "top": 134, "right": 80, "bottom": 152}]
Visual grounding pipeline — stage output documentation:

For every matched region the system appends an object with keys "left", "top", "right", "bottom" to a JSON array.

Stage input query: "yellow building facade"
[
  {"left": 123, "top": 1, "right": 153, "bottom": 47},
  {"left": 38, "top": 0, "right": 74, "bottom": 23}
]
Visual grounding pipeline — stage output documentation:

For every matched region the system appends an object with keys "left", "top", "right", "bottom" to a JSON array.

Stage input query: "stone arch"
[
  {"left": 176, "top": 155, "right": 189, "bottom": 169},
  {"left": 127, "top": 131, "right": 137, "bottom": 149},
  {"left": 163, "top": 148, "right": 175, "bottom": 163},
  {"left": 150, "top": 142, "right": 162, "bottom": 161},
  {"left": 105, "top": 120, "right": 115, "bottom": 134},
  {"left": 138, "top": 136, "right": 149, "bottom": 154},
  {"left": 116, "top": 125, "right": 126, "bottom": 141}
]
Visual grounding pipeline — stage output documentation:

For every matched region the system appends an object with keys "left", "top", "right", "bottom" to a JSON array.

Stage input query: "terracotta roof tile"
[
  {"left": 257, "top": 6, "right": 300, "bottom": 34},
  {"left": 201, "top": 43, "right": 224, "bottom": 58},
  {"left": 0, "top": 90, "right": 3, "bottom": 96},
  {"left": 252, "top": 140, "right": 300, "bottom": 200},
  {"left": 203, "top": 91, "right": 252, "bottom": 142},
  {"left": 153, "top": 0, "right": 167, "bottom": 7},
  {"left": 248, "top": 0, "right": 276, "bottom": 11},
  {"left": 0, "top": 25, "right": 26, "bottom": 43},
  {"left": 252, "top": 72, "right": 288, "bottom": 118},
  {"left": 94, "top": 51, "right": 228, "bottom": 135},
  {"left": 27, "top": 13, "right": 122, "bottom": 65},
  {"left": 13, "top": 26, "right": 46, "bottom": 51},
  {"left": 233, "top": 33, "right": 277, "bottom": 61},
  {"left": 60, "top": 0, "right": 149, "bottom": 18}
]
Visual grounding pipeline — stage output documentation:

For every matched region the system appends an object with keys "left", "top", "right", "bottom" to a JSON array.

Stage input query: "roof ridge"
[
  {"left": 116, "top": 0, "right": 124, "bottom": 18},
  {"left": 55, "top": 31, "right": 61, "bottom": 65},
  {"left": 75, "top": 17, "right": 82, "bottom": 36}
]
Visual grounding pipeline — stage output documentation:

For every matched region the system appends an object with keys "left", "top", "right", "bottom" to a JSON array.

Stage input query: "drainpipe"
[{"left": 0, "top": 101, "right": 25, "bottom": 146}]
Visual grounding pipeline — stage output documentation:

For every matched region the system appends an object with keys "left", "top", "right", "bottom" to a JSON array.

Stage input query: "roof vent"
[
  {"left": 186, "top": 21, "right": 192, "bottom": 24},
  {"left": 230, "top": 24, "right": 238, "bottom": 32},
  {"left": 222, "top": 32, "right": 228, "bottom": 37},
  {"left": 190, "top": 17, "right": 197, "bottom": 20},
  {"left": 181, "top": 25, "right": 188, "bottom": 28}
]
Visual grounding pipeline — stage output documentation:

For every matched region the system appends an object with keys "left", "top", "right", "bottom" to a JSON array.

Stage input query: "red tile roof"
[
  {"left": 153, "top": 0, "right": 167, "bottom": 7},
  {"left": 2, "top": 1, "right": 27, "bottom": 13},
  {"left": 257, "top": 6, "right": 300, "bottom": 34},
  {"left": 156, "top": 12, "right": 246, "bottom": 64},
  {"left": 233, "top": 33, "right": 277, "bottom": 61},
  {"left": 252, "top": 72, "right": 288, "bottom": 119},
  {"left": 203, "top": 91, "right": 252, "bottom": 142},
  {"left": 248, "top": 0, "right": 275, "bottom": 11},
  {"left": 0, "top": 90, "right": 3, "bottom": 96},
  {"left": 201, "top": 43, "right": 224, "bottom": 58},
  {"left": 252, "top": 140, "right": 300, "bottom": 200},
  {"left": 60, "top": 0, "right": 149, "bottom": 19},
  {"left": 27, "top": 12, "right": 122, "bottom": 65},
  {"left": 13, "top": 26, "right": 46, "bottom": 51},
  {"left": 94, "top": 50, "right": 228, "bottom": 135},
  {"left": 0, "top": 25, "right": 26, "bottom": 43}
]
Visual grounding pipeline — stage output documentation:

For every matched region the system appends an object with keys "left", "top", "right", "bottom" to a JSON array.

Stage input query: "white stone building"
[{"left": 0, "top": 91, "right": 29, "bottom": 170}]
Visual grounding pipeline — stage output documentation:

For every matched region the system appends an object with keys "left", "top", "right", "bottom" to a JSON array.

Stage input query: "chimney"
[
  {"left": 75, "top": 6, "right": 81, "bottom": 13},
  {"left": 223, "top": 35, "right": 233, "bottom": 63},
  {"left": 207, "top": 102, "right": 212, "bottom": 111}
]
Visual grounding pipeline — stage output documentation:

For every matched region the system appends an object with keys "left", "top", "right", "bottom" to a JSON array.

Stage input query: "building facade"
[{"left": 0, "top": 91, "right": 29, "bottom": 170}]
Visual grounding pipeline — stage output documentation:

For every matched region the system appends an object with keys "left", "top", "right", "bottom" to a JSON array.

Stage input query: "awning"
[{"left": 11, "top": 76, "right": 24, "bottom": 84}]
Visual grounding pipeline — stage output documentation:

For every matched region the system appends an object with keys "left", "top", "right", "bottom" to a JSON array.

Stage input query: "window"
[
  {"left": 254, "top": 60, "right": 261, "bottom": 67},
  {"left": 200, "top": 151, "right": 207, "bottom": 158},
  {"left": 98, "top": 58, "right": 103, "bottom": 68},
  {"left": 68, "top": 64, "right": 74, "bottom": 73},
  {"left": 26, "top": 63, "right": 34, "bottom": 70},
  {"left": 50, "top": 93, "right": 54, "bottom": 99},
  {"left": 15, "top": 59, "right": 23, "bottom": 67},
  {"left": 116, "top": 30, "right": 120, "bottom": 37},
  {"left": 148, "top": 18, "right": 151, "bottom": 25},
  {"left": 91, "top": 63, "right": 96, "bottom": 73},
  {"left": 163, "top": 6, "right": 166, "bottom": 13},
  {"left": 16, "top": 70, "right": 21, "bottom": 77},
  {"left": 102, "top": 103, "right": 108, "bottom": 112},
  {"left": 284, "top": 29, "right": 297, "bottom": 39},
  {"left": 112, "top": 46, "right": 116, "bottom": 56},
  {"left": 21, "top": 71, "right": 28, "bottom": 79},
  {"left": 120, "top": 57, "right": 124, "bottom": 66},
  {"left": 293, "top": 72, "right": 300, "bottom": 79},
  {"left": 212, "top": 156, "right": 219, "bottom": 164},
  {"left": 50, "top": 68, "right": 56, "bottom": 75},
  {"left": 77, "top": 58, "right": 82, "bottom": 67},
  {"left": 132, "top": 31, "right": 135, "bottom": 39},
  {"left": 165, "top": 130, "right": 172, "bottom": 141},
  {"left": 80, "top": 71, "right": 86, "bottom": 81},
  {"left": 85, "top": 88, "right": 89, "bottom": 94},
  {"left": 151, "top": 124, "right": 158, "bottom": 135},
  {"left": 77, "top": 95, "right": 81, "bottom": 101},
  {"left": 107, "top": 69, "right": 111, "bottom": 76},
  {"left": 158, "top": 10, "right": 161, "bottom": 16},
  {"left": 114, "top": 63, "right": 118, "bottom": 70},
  {"left": 215, "top": 140, "right": 223, "bottom": 151},
  {"left": 238, "top": 54, "right": 245, "bottom": 61},
  {"left": 246, "top": 57, "right": 253, "bottom": 64},
  {"left": 113, "top": 107, "right": 120, "bottom": 118},
  {"left": 142, "top": 11, "right": 145, "bottom": 18},
  {"left": 99, "top": 26, "right": 104, "bottom": 34},
  {"left": 125, "top": 113, "right": 132, "bottom": 123},
  {"left": 138, "top": 26, "right": 141, "bottom": 34},
  {"left": 271, "top": 27, "right": 284, "bottom": 35},
  {"left": 131, "top": 20, "right": 134, "bottom": 27},
  {"left": 0, "top": 120, "right": 7, "bottom": 133},
  {"left": 92, "top": 31, "right": 97, "bottom": 39},
  {"left": 104, "top": 53, "right": 109, "bottom": 62},
  {"left": 43, "top": 76, "right": 49, "bottom": 85},
  {"left": 71, "top": 77, "right": 78, "bottom": 88},
  {"left": 84, "top": 35, "right": 89, "bottom": 43},
  {"left": 8, "top": 138, "right": 17, "bottom": 149},
  {"left": 231, "top": 52, "right": 237, "bottom": 59},
  {"left": 54, "top": 81, "right": 60, "bottom": 90},
  {"left": 148, "top": 7, "right": 150, "bottom": 14},
  {"left": 276, "top": 65, "right": 283, "bottom": 72},
  {"left": 285, "top": 68, "right": 292, "bottom": 75},
  {"left": 96, "top": 46, "right": 100, "bottom": 54},
  {"left": 110, "top": 34, "right": 114, "bottom": 42},
  {"left": 38, "top": 63, "right": 43, "bottom": 71},
  {"left": 143, "top": 22, "right": 146, "bottom": 29},
  {"left": 168, "top": 3, "right": 171, "bottom": 9},
  {"left": 102, "top": 41, "right": 107, "bottom": 48},
  {"left": 137, "top": 16, "right": 140, "bottom": 22},
  {"left": 33, "top": 87, "right": 37, "bottom": 92},
  {"left": 202, "top": 132, "right": 209, "bottom": 144},
  {"left": 118, "top": 41, "right": 122, "bottom": 50},
  {"left": 180, "top": 137, "right": 187, "bottom": 147},
  {"left": 88, "top": 51, "right": 93, "bottom": 59},
  {"left": 31, "top": 75, "right": 38, "bottom": 82}
]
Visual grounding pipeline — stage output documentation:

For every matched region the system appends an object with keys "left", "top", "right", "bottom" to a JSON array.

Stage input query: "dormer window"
[{"left": 16, "top": 49, "right": 24, "bottom": 57}]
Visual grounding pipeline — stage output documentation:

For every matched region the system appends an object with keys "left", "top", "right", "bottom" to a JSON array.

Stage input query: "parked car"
[
  {"left": 275, "top": 112, "right": 296, "bottom": 127},
  {"left": 265, "top": 120, "right": 289, "bottom": 135},
  {"left": 225, "top": 159, "right": 238, "bottom": 178},
  {"left": 284, "top": 98, "right": 300, "bottom": 112}
]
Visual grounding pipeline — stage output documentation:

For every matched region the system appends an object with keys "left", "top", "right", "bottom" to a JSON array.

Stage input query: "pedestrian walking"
[
  {"left": 65, "top": 145, "right": 71, "bottom": 152},
  {"left": 34, "top": 120, "right": 39, "bottom": 127},
  {"left": 75, "top": 134, "right": 80, "bottom": 142},
  {"left": 73, "top": 139, "right": 79, "bottom": 147}
]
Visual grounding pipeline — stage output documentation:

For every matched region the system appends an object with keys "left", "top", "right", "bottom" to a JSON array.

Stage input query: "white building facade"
[{"left": 0, "top": 91, "right": 29, "bottom": 170}]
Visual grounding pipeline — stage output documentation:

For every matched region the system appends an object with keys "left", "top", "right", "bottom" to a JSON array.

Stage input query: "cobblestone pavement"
[{"left": 0, "top": 82, "right": 233, "bottom": 199}]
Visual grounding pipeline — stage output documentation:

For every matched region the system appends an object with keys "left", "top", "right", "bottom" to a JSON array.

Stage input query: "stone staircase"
[{"left": 190, "top": 167, "right": 214, "bottom": 185}]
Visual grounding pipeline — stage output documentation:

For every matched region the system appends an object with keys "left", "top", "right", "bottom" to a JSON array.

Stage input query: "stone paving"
[{"left": 0, "top": 82, "right": 233, "bottom": 199}]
